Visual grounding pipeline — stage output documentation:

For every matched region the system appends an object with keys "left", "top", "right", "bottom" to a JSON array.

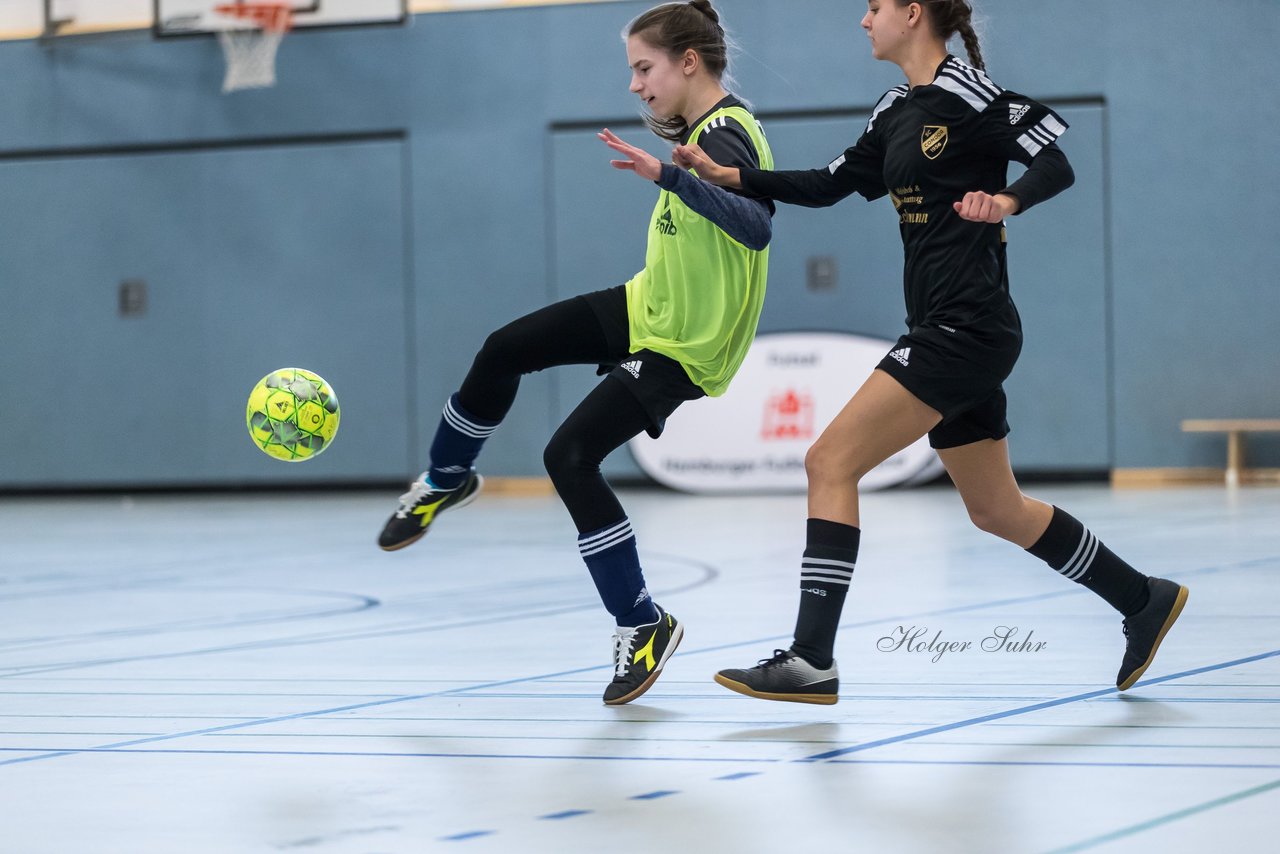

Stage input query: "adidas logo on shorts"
[
  {"left": 620, "top": 359, "right": 642, "bottom": 379},
  {"left": 889, "top": 347, "right": 911, "bottom": 367}
]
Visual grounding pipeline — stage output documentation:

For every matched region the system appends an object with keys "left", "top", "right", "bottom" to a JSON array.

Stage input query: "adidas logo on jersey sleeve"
[{"left": 1009, "top": 103, "right": 1031, "bottom": 124}]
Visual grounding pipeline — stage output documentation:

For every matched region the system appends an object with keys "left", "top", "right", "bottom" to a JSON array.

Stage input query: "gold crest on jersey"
[{"left": 921, "top": 125, "right": 949, "bottom": 160}]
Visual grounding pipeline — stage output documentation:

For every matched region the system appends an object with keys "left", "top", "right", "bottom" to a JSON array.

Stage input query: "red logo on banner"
[{"left": 762, "top": 389, "right": 814, "bottom": 440}]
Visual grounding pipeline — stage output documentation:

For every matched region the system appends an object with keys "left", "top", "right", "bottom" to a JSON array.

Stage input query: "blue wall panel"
[
  {"left": 0, "top": 139, "right": 412, "bottom": 486},
  {"left": 1106, "top": 1, "right": 1280, "bottom": 468}
]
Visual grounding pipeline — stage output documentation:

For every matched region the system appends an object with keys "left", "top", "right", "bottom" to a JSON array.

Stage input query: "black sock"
[
  {"left": 1027, "top": 506, "right": 1150, "bottom": 617},
  {"left": 791, "top": 519, "right": 860, "bottom": 670}
]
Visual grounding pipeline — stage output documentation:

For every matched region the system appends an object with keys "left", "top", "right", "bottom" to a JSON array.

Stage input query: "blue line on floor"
[
  {"left": 828, "top": 759, "right": 1280, "bottom": 770},
  {"left": 0, "top": 746, "right": 779, "bottom": 763},
  {"left": 439, "top": 830, "right": 495, "bottom": 841},
  {"left": 1041, "top": 777, "right": 1280, "bottom": 854},
  {"left": 2, "top": 745, "right": 1269, "bottom": 772},
  {"left": 800, "top": 647, "right": 1280, "bottom": 762},
  {"left": 1093, "top": 697, "right": 1280, "bottom": 703}
]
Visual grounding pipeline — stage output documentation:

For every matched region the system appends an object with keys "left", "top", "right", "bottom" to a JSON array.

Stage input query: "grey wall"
[{"left": 1, "top": 0, "right": 1276, "bottom": 488}]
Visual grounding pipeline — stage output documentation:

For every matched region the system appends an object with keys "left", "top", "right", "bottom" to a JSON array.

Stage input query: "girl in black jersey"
[
  {"left": 677, "top": 0, "right": 1188, "bottom": 704},
  {"left": 376, "top": 1, "right": 775, "bottom": 706}
]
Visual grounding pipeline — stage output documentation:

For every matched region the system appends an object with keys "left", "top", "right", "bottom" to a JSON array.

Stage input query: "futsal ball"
[{"left": 246, "top": 368, "right": 340, "bottom": 462}]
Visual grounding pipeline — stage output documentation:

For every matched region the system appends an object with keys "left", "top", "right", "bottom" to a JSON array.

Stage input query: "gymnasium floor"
[{"left": 1, "top": 482, "right": 1276, "bottom": 853}]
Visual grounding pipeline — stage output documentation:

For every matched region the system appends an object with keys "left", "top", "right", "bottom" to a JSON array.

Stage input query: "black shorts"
[
  {"left": 875, "top": 324, "right": 1022, "bottom": 450},
  {"left": 581, "top": 285, "right": 705, "bottom": 439}
]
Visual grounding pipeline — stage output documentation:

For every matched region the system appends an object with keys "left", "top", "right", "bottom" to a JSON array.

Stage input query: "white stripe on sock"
[
  {"left": 800, "top": 573, "right": 853, "bottom": 587},
  {"left": 578, "top": 519, "right": 634, "bottom": 556},
  {"left": 1064, "top": 535, "right": 1099, "bottom": 581},
  {"left": 1060, "top": 529, "right": 1099, "bottom": 580},
  {"left": 443, "top": 399, "right": 498, "bottom": 438},
  {"left": 579, "top": 518, "right": 631, "bottom": 548},
  {"left": 580, "top": 531, "right": 635, "bottom": 557},
  {"left": 802, "top": 557, "right": 857, "bottom": 572}
]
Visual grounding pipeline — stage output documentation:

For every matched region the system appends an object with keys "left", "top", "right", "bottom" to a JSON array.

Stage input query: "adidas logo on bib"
[
  {"left": 621, "top": 359, "right": 643, "bottom": 379},
  {"left": 889, "top": 347, "right": 911, "bottom": 367}
]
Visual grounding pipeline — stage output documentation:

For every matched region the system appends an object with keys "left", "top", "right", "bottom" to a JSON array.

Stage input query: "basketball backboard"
[
  {"left": 154, "top": 0, "right": 406, "bottom": 35},
  {"left": 3, "top": 1, "right": 152, "bottom": 40}
]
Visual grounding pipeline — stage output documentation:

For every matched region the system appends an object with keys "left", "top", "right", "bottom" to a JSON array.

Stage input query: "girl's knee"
[
  {"left": 966, "top": 497, "right": 1032, "bottom": 541},
  {"left": 805, "top": 439, "right": 873, "bottom": 486},
  {"left": 476, "top": 326, "right": 518, "bottom": 367},
  {"left": 543, "top": 431, "right": 597, "bottom": 485},
  {"left": 542, "top": 433, "right": 572, "bottom": 482}
]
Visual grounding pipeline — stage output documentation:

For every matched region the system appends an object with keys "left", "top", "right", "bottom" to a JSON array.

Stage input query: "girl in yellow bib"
[{"left": 377, "top": 0, "right": 773, "bottom": 705}]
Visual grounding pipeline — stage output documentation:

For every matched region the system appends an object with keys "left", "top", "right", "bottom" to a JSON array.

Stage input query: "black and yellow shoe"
[
  {"left": 603, "top": 607, "right": 683, "bottom": 706},
  {"left": 377, "top": 470, "right": 483, "bottom": 552},
  {"left": 1116, "top": 577, "right": 1189, "bottom": 690}
]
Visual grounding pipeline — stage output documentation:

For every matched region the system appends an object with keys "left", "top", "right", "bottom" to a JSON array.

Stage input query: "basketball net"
[{"left": 214, "top": 2, "right": 293, "bottom": 93}]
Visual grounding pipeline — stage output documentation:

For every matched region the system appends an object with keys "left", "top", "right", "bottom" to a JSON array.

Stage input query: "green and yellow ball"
[{"left": 246, "top": 368, "right": 340, "bottom": 462}]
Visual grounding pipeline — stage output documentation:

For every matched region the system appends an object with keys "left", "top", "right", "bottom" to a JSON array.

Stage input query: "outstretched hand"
[
  {"left": 673, "top": 142, "right": 739, "bottom": 188},
  {"left": 598, "top": 128, "right": 664, "bottom": 182},
  {"left": 953, "top": 191, "right": 1019, "bottom": 223}
]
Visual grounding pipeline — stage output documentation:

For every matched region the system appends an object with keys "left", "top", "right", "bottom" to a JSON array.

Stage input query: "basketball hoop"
[{"left": 214, "top": 2, "right": 293, "bottom": 93}]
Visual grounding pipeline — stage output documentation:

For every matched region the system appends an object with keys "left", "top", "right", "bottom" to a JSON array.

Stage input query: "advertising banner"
[{"left": 629, "top": 331, "right": 944, "bottom": 493}]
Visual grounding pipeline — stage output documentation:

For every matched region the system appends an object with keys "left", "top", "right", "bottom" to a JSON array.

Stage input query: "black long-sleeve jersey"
[{"left": 739, "top": 55, "right": 1074, "bottom": 335}]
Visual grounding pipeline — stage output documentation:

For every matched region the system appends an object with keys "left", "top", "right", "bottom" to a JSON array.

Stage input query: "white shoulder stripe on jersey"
[
  {"left": 935, "top": 57, "right": 1010, "bottom": 112},
  {"left": 1018, "top": 135, "right": 1044, "bottom": 157},
  {"left": 866, "top": 85, "right": 909, "bottom": 132},
  {"left": 936, "top": 68, "right": 993, "bottom": 99},
  {"left": 933, "top": 72, "right": 990, "bottom": 111},
  {"left": 951, "top": 60, "right": 1002, "bottom": 99},
  {"left": 833, "top": 86, "right": 906, "bottom": 173},
  {"left": 953, "top": 57, "right": 999, "bottom": 82}
]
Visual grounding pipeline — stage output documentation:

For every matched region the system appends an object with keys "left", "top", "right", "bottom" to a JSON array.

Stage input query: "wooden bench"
[{"left": 1181, "top": 419, "right": 1280, "bottom": 486}]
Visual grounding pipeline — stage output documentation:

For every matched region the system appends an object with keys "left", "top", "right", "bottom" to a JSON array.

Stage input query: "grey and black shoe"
[
  {"left": 1117, "top": 577, "right": 1189, "bottom": 690},
  {"left": 715, "top": 648, "right": 839, "bottom": 705},
  {"left": 603, "top": 607, "right": 684, "bottom": 706},
  {"left": 377, "top": 470, "right": 483, "bottom": 552}
]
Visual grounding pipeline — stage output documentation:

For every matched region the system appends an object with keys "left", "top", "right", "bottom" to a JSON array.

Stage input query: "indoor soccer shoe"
[
  {"left": 1116, "top": 576, "right": 1189, "bottom": 690},
  {"left": 603, "top": 607, "right": 683, "bottom": 706},
  {"left": 715, "top": 648, "right": 839, "bottom": 705},
  {"left": 377, "top": 470, "right": 483, "bottom": 551}
]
